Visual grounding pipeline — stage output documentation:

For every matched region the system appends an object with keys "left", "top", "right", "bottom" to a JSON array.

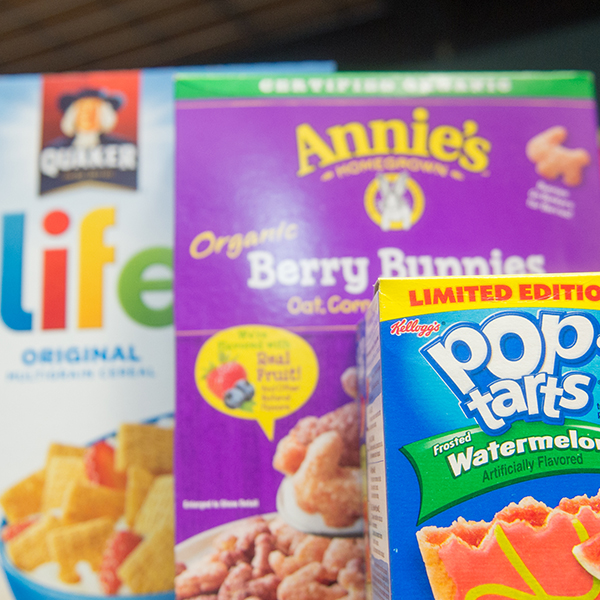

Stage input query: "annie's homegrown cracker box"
[
  {"left": 173, "top": 72, "right": 600, "bottom": 600},
  {"left": 0, "top": 62, "right": 334, "bottom": 600},
  {"left": 364, "top": 274, "right": 600, "bottom": 600}
]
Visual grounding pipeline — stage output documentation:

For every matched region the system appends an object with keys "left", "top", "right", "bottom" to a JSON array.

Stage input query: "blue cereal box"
[{"left": 363, "top": 274, "right": 600, "bottom": 600}]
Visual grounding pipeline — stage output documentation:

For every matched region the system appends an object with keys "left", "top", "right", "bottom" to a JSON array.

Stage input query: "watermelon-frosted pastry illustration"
[
  {"left": 417, "top": 493, "right": 600, "bottom": 600},
  {"left": 574, "top": 531, "right": 600, "bottom": 580}
]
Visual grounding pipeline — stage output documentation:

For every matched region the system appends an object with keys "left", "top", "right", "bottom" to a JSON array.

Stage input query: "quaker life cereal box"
[
  {"left": 0, "top": 61, "right": 335, "bottom": 600},
  {"left": 173, "top": 71, "right": 600, "bottom": 600},
  {"left": 365, "top": 274, "right": 600, "bottom": 600}
]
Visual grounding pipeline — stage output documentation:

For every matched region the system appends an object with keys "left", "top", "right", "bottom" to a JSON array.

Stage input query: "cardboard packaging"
[
  {"left": 0, "top": 61, "right": 335, "bottom": 600},
  {"left": 173, "top": 71, "right": 600, "bottom": 600},
  {"left": 364, "top": 274, "right": 600, "bottom": 600}
]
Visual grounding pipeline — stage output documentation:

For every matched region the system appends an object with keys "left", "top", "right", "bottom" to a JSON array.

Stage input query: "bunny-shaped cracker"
[{"left": 526, "top": 126, "right": 590, "bottom": 187}]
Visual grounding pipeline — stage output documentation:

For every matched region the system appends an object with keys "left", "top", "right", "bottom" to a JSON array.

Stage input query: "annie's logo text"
[{"left": 296, "top": 108, "right": 491, "bottom": 177}]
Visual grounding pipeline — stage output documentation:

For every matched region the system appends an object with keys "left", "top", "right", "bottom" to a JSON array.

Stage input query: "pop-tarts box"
[
  {"left": 364, "top": 274, "right": 600, "bottom": 600},
  {"left": 0, "top": 61, "right": 335, "bottom": 600},
  {"left": 174, "top": 71, "right": 600, "bottom": 600}
]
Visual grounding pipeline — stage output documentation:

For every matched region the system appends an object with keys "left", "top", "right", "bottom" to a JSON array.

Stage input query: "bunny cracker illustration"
[{"left": 526, "top": 125, "right": 590, "bottom": 186}]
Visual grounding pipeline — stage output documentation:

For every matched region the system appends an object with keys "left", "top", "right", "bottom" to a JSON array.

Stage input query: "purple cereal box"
[{"left": 174, "top": 72, "right": 600, "bottom": 600}]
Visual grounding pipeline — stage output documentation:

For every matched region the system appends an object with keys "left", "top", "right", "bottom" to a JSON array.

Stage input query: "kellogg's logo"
[
  {"left": 39, "top": 71, "right": 139, "bottom": 195},
  {"left": 390, "top": 318, "right": 441, "bottom": 338}
]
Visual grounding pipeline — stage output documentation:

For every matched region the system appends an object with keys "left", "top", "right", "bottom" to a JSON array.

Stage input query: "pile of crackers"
[{"left": 0, "top": 422, "right": 174, "bottom": 595}]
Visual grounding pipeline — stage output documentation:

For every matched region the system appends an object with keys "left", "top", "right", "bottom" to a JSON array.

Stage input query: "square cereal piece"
[
  {"left": 45, "top": 443, "right": 86, "bottom": 469},
  {"left": 134, "top": 475, "right": 173, "bottom": 536},
  {"left": 125, "top": 465, "right": 154, "bottom": 528},
  {"left": 115, "top": 424, "right": 172, "bottom": 475},
  {"left": 41, "top": 456, "right": 86, "bottom": 512},
  {"left": 47, "top": 517, "right": 114, "bottom": 584},
  {"left": 117, "top": 525, "right": 175, "bottom": 594},
  {"left": 62, "top": 481, "right": 125, "bottom": 525},
  {"left": 7, "top": 515, "right": 60, "bottom": 571},
  {"left": 0, "top": 470, "right": 45, "bottom": 523}
]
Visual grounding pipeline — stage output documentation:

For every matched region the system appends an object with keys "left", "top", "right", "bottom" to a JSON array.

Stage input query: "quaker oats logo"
[
  {"left": 363, "top": 171, "right": 425, "bottom": 231},
  {"left": 39, "top": 71, "right": 139, "bottom": 195}
]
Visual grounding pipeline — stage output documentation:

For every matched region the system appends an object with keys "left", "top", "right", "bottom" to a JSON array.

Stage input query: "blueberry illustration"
[
  {"left": 224, "top": 379, "right": 255, "bottom": 409},
  {"left": 224, "top": 386, "right": 246, "bottom": 409},
  {"left": 236, "top": 379, "right": 255, "bottom": 401}
]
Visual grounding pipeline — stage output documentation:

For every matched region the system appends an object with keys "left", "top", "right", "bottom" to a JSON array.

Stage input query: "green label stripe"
[
  {"left": 401, "top": 419, "right": 600, "bottom": 525},
  {"left": 175, "top": 71, "right": 594, "bottom": 100}
]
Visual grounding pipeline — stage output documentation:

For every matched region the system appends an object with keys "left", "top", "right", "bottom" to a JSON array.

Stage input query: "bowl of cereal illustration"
[
  {"left": 276, "top": 473, "right": 364, "bottom": 538},
  {"left": 0, "top": 416, "right": 175, "bottom": 599},
  {"left": 174, "top": 513, "right": 366, "bottom": 600},
  {"left": 272, "top": 399, "right": 364, "bottom": 537}
]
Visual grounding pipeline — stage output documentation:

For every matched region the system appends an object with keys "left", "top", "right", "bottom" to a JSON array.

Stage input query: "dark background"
[
  {"left": 2, "top": 0, "right": 600, "bottom": 82},
  {"left": 223, "top": 0, "right": 600, "bottom": 75}
]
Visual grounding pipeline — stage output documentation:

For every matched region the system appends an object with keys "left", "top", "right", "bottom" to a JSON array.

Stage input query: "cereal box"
[
  {"left": 365, "top": 274, "right": 600, "bottom": 599},
  {"left": 173, "top": 72, "right": 600, "bottom": 600},
  {"left": 0, "top": 61, "right": 335, "bottom": 600}
]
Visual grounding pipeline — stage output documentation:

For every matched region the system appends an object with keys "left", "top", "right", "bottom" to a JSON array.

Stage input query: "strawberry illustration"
[
  {"left": 84, "top": 440, "right": 127, "bottom": 490},
  {"left": 206, "top": 361, "right": 247, "bottom": 399},
  {"left": 1, "top": 515, "right": 38, "bottom": 542},
  {"left": 99, "top": 530, "right": 143, "bottom": 594}
]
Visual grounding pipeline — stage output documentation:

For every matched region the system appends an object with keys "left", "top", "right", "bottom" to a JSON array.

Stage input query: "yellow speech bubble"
[{"left": 195, "top": 325, "right": 319, "bottom": 440}]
